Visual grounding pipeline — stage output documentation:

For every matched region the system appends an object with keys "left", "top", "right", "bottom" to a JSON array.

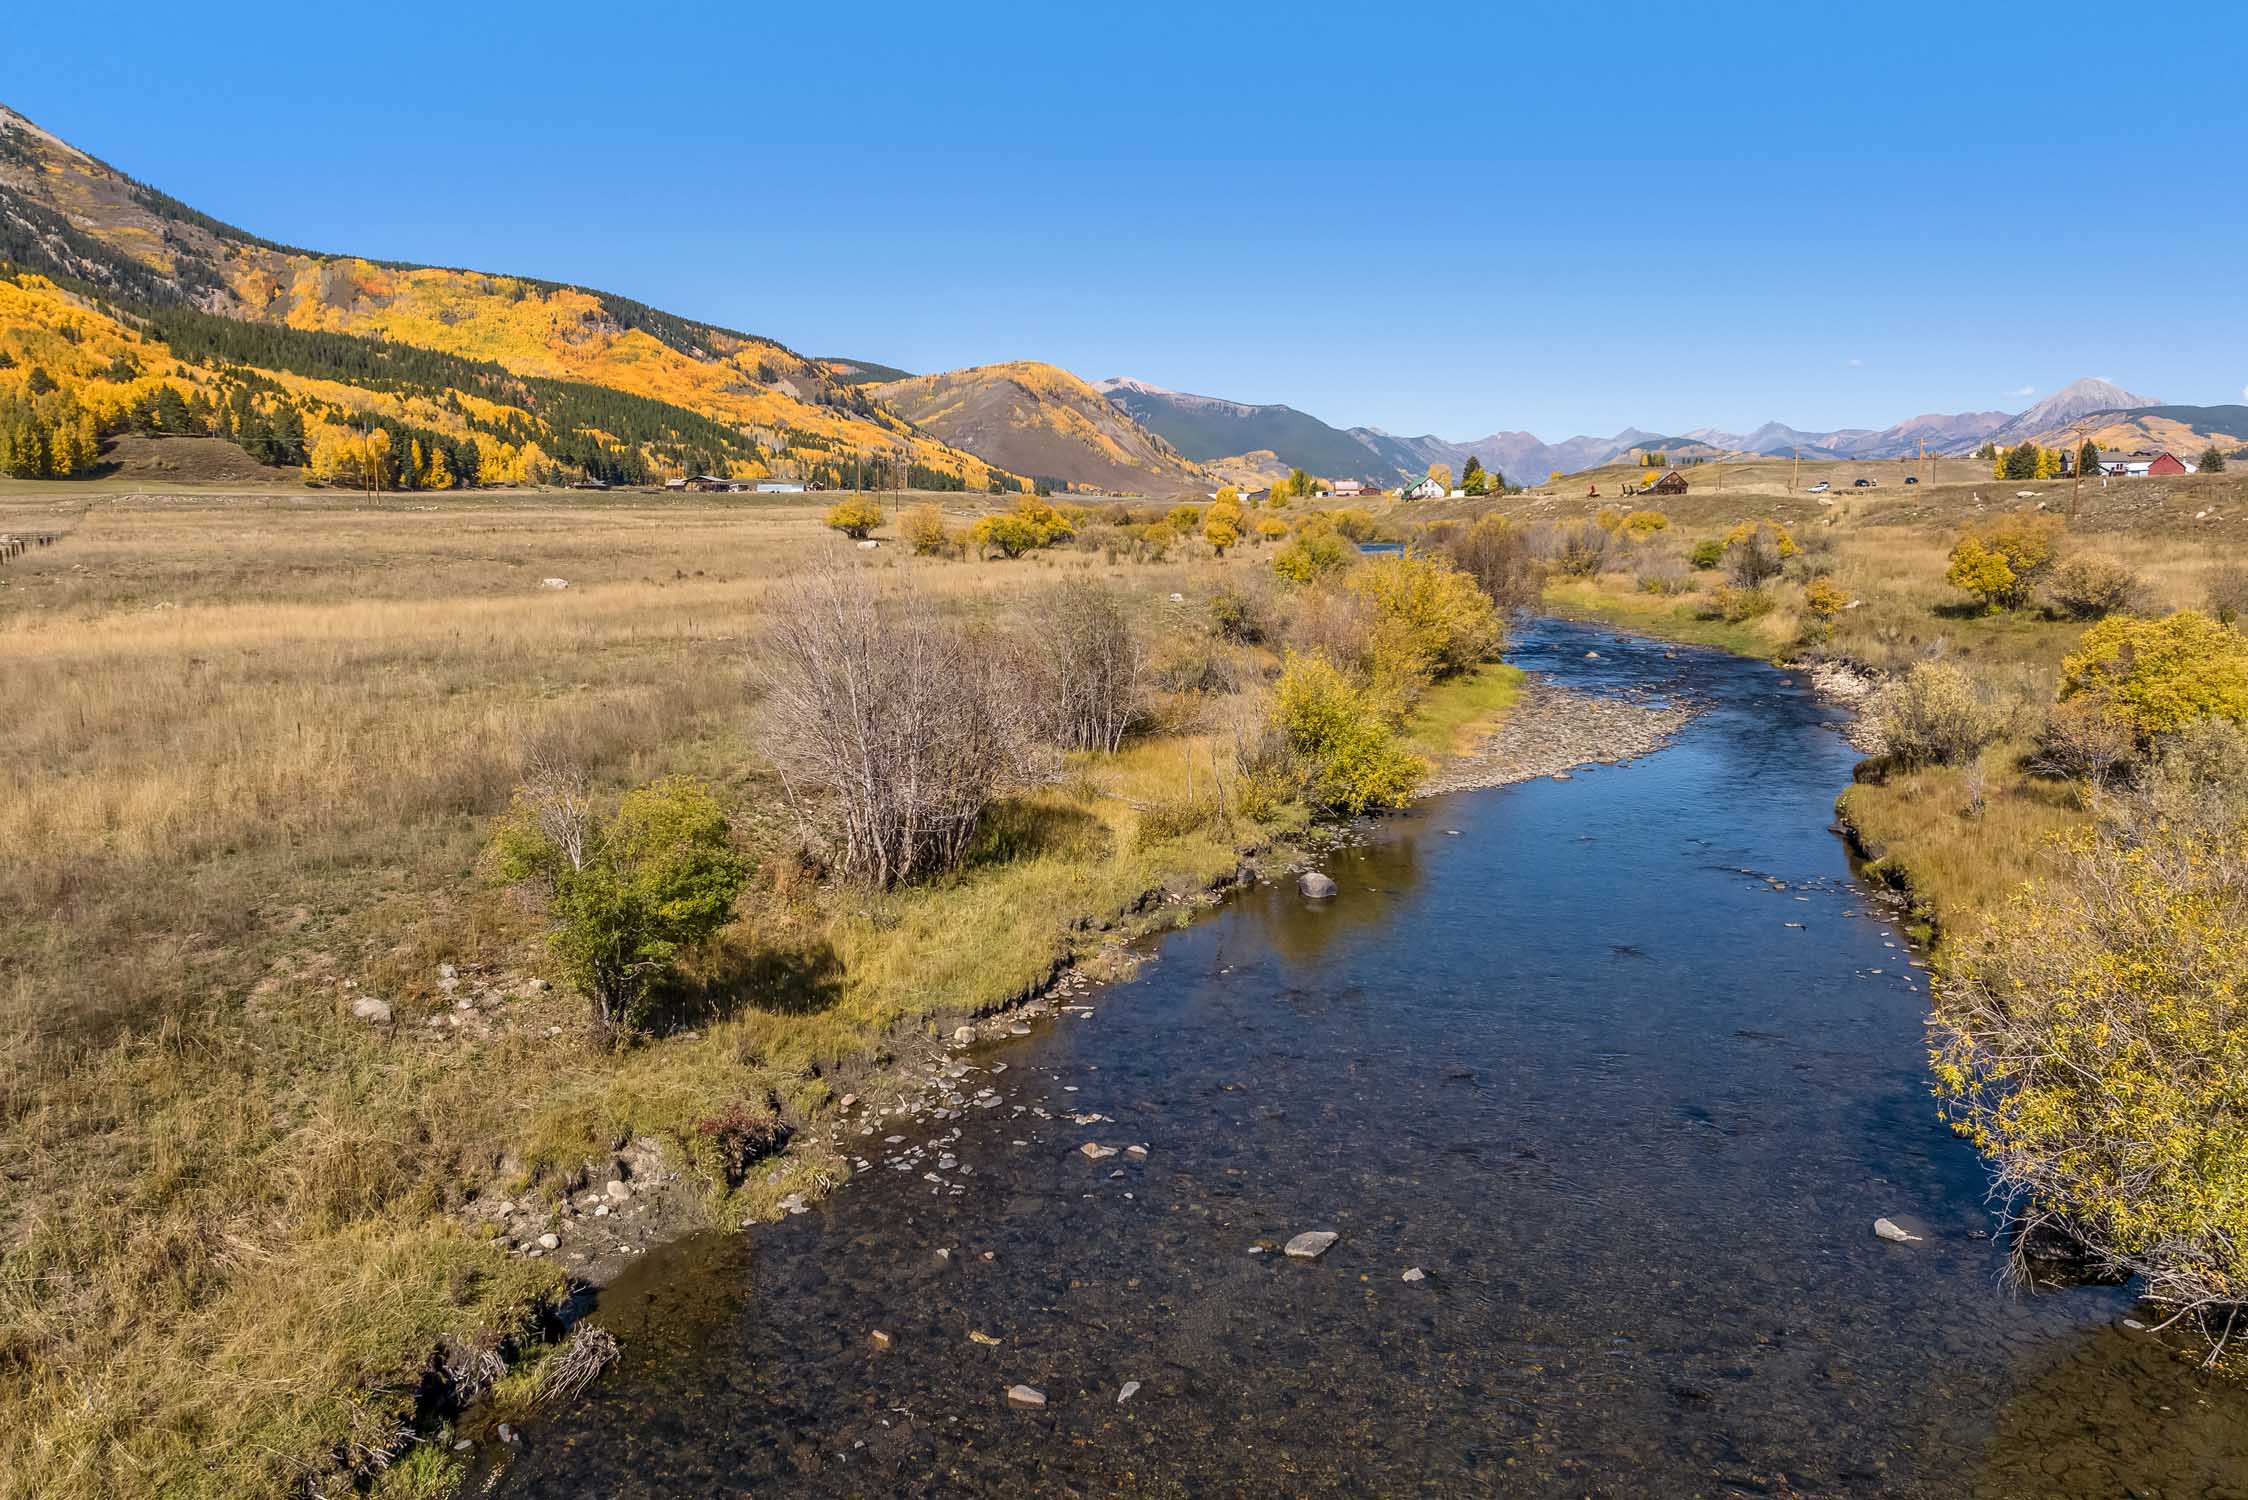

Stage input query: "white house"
[{"left": 1403, "top": 476, "right": 1447, "bottom": 500}]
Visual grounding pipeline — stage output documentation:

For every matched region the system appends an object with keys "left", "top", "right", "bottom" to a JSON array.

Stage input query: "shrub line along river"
[{"left": 492, "top": 619, "right": 2248, "bottom": 1499}]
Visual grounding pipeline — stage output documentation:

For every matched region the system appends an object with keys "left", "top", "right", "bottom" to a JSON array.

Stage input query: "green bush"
[
  {"left": 493, "top": 774, "right": 751, "bottom": 1045},
  {"left": 1687, "top": 537, "right": 1724, "bottom": 570},
  {"left": 1271, "top": 652, "right": 1426, "bottom": 814},
  {"left": 2059, "top": 610, "right": 2248, "bottom": 743}
]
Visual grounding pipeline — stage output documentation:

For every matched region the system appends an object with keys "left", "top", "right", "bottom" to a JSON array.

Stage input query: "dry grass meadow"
[{"left": 0, "top": 483, "right": 1368, "bottom": 1499}]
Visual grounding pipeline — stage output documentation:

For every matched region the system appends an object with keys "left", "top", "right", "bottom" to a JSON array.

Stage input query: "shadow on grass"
[
  {"left": 966, "top": 797, "right": 1114, "bottom": 869},
  {"left": 645, "top": 930, "right": 845, "bottom": 1033}
]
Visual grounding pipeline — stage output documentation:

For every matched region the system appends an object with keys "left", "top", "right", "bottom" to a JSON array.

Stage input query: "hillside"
[
  {"left": 0, "top": 104, "right": 1015, "bottom": 491},
  {"left": 873, "top": 363, "right": 1209, "bottom": 494},
  {"left": 1093, "top": 377, "right": 1399, "bottom": 483},
  {"left": 2021, "top": 403, "right": 2248, "bottom": 460},
  {"left": 1987, "top": 377, "right": 2158, "bottom": 446}
]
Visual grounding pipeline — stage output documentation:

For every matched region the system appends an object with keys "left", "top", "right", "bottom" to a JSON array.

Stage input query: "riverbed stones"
[
  {"left": 604, "top": 1179, "right": 631, "bottom": 1202},
  {"left": 1117, "top": 1380, "right": 1141, "bottom": 1404},
  {"left": 1284, "top": 1230, "right": 1339, "bottom": 1260},
  {"left": 869, "top": 1329, "right": 894, "bottom": 1350},
  {"left": 1125, "top": 1144, "right": 1148, "bottom": 1160},
  {"left": 1402, "top": 1267, "right": 1426, "bottom": 1282},
  {"left": 536, "top": 1232, "right": 561, "bottom": 1251},
  {"left": 1006, "top": 1384, "right": 1046, "bottom": 1409},
  {"left": 1080, "top": 1142, "right": 1118, "bottom": 1160},
  {"left": 1873, "top": 1216, "right": 1925, "bottom": 1244},
  {"left": 952, "top": 1025, "right": 975, "bottom": 1044},
  {"left": 1297, "top": 871, "right": 1338, "bottom": 900}
]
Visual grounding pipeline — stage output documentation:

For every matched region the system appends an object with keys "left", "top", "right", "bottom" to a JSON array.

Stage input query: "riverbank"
[{"left": 491, "top": 616, "right": 2248, "bottom": 1500}]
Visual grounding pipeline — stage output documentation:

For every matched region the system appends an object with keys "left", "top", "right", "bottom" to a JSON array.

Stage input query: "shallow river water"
[{"left": 498, "top": 620, "right": 2248, "bottom": 1499}]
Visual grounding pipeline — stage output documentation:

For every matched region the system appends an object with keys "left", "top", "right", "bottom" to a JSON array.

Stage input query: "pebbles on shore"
[{"left": 1420, "top": 678, "right": 1700, "bottom": 796}]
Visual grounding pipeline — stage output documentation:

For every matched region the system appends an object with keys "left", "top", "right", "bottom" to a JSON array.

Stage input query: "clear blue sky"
[{"left": 8, "top": 1, "right": 2244, "bottom": 440}]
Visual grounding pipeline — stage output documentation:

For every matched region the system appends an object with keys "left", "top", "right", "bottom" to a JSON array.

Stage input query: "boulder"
[
  {"left": 1284, "top": 1229, "right": 1339, "bottom": 1260},
  {"left": 604, "top": 1180, "right": 631, "bottom": 1202},
  {"left": 536, "top": 1233, "right": 561, "bottom": 1251},
  {"left": 1297, "top": 871, "right": 1338, "bottom": 900},
  {"left": 953, "top": 1025, "right": 976, "bottom": 1045},
  {"left": 349, "top": 996, "right": 393, "bottom": 1024}
]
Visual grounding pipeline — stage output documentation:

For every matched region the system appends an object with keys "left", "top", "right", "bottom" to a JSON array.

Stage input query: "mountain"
[
  {"left": 0, "top": 103, "right": 1015, "bottom": 490},
  {"left": 873, "top": 364, "right": 1209, "bottom": 494},
  {"left": 1092, "top": 378, "right": 1400, "bottom": 483},
  {"left": 1987, "top": 378, "right": 2160, "bottom": 446}
]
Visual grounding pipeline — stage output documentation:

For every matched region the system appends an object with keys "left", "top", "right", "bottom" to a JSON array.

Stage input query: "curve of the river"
[{"left": 496, "top": 619, "right": 2248, "bottom": 1499}]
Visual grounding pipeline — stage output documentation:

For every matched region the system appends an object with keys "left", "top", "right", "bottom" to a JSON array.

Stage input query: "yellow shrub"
[
  {"left": 1945, "top": 511, "right": 2061, "bottom": 612},
  {"left": 824, "top": 497, "right": 885, "bottom": 539},
  {"left": 1343, "top": 552, "right": 1503, "bottom": 690},
  {"left": 2059, "top": 611, "right": 2248, "bottom": 742},
  {"left": 1272, "top": 652, "right": 1427, "bottom": 814}
]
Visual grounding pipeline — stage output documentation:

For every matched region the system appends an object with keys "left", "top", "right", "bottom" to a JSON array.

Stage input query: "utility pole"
[{"left": 1791, "top": 447, "right": 1800, "bottom": 492}]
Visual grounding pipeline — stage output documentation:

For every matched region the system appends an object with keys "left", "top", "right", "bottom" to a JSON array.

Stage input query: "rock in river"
[
  {"left": 1284, "top": 1229, "right": 1339, "bottom": 1260},
  {"left": 1873, "top": 1216, "right": 1925, "bottom": 1244},
  {"left": 1006, "top": 1384, "right": 1046, "bottom": 1409},
  {"left": 1297, "top": 871, "right": 1338, "bottom": 900}
]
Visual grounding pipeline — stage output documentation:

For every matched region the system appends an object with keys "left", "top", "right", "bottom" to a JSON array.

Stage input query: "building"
[
  {"left": 1330, "top": 479, "right": 1373, "bottom": 497},
  {"left": 2097, "top": 450, "right": 2187, "bottom": 478},
  {"left": 1402, "top": 476, "right": 1447, "bottom": 500},
  {"left": 1648, "top": 469, "right": 1690, "bottom": 496},
  {"left": 754, "top": 480, "right": 807, "bottom": 494}
]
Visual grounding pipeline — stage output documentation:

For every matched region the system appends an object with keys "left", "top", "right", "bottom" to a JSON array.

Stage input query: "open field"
[{"left": 10, "top": 482, "right": 1519, "bottom": 1498}]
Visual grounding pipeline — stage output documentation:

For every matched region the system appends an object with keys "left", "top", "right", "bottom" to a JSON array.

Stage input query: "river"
[{"left": 494, "top": 619, "right": 2248, "bottom": 1498}]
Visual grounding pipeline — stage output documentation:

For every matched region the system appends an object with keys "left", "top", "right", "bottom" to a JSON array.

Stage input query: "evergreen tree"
[
  {"left": 2202, "top": 446, "right": 2227, "bottom": 474},
  {"left": 2078, "top": 439, "right": 2100, "bottom": 478}
]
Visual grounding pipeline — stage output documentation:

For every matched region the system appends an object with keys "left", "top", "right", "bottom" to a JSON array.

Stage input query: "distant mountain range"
[{"left": 1089, "top": 374, "right": 2242, "bottom": 489}]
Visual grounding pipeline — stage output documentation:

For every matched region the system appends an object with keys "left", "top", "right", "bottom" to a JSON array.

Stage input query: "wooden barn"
[{"left": 1648, "top": 469, "right": 1689, "bottom": 496}]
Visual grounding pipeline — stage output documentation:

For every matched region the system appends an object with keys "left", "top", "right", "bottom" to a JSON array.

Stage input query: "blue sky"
[{"left": 8, "top": 1, "right": 2245, "bottom": 440}]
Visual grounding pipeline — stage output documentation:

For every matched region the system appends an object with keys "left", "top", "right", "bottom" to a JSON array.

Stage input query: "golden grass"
[
  {"left": 1402, "top": 661, "right": 1526, "bottom": 759},
  {"left": 0, "top": 489, "right": 1328, "bottom": 1500}
]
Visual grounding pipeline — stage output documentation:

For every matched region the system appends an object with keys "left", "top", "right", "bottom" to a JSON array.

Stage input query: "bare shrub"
[
  {"left": 1866, "top": 661, "right": 2008, "bottom": 771},
  {"left": 1206, "top": 572, "right": 1277, "bottom": 643},
  {"left": 1724, "top": 525, "right": 1788, "bottom": 588},
  {"left": 1280, "top": 583, "right": 1377, "bottom": 675},
  {"left": 2207, "top": 563, "right": 2248, "bottom": 625},
  {"left": 1019, "top": 585, "right": 1146, "bottom": 753},
  {"left": 2043, "top": 554, "right": 2148, "bottom": 620},
  {"left": 1443, "top": 515, "right": 1544, "bottom": 610},
  {"left": 758, "top": 562, "right": 1029, "bottom": 887},
  {"left": 1634, "top": 553, "right": 1690, "bottom": 595},
  {"left": 2028, "top": 699, "right": 2135, "bottom": 784}
]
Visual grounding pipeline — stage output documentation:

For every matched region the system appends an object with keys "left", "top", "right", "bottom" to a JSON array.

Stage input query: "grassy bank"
[{"left": 0, "top": 487, "right": 1517, "bottom": 1499}]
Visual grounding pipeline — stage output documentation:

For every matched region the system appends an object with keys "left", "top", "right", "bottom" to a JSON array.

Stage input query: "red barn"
[{"left": 2146, "top": 451, "right": 2188, "bottom": 477}]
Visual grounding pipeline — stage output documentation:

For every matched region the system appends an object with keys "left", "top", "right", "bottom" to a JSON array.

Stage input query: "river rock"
[
  {"left": 1402, "top": 1267, "right": 1426, "bottom": 1282},
  {"left": 1117, "top": 1380, "right": 1141, "bottom": 1404},
  {"left": 604, "top": 1179, "right": 631, "bottom": 1202},
  {"left": 1284, "top": 1230, "right": 1339, "bottom": 1260},
  {"left": 1080, "top": 1142, "right": 1118, "bottom": 1160},
  {"left": 536, "top": 1232, "right": 560, "bottom": 1251},
  {"left": 349, "top": 996, "right": 392, "bottom": 1024},
  {"left": 1873, "top": 1215, "right": 1925, "bottom": 1244},
  {"left": 1006, "top": 1384, "right": 1046, "bottom": 1409},
  {"left": 1297, "top": 871, "right": 1338, "bottom": 900},
  {"left": 870, "top": 1329, "right": 894, "bottom": 1350},
  {"left": 953, "top": 1025, "right": 976, "bottom": 1044}
]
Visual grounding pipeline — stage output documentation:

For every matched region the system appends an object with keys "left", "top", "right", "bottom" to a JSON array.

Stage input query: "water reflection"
[{"left": 496, "top": 620, "right": 2248, "bottom": 1499}]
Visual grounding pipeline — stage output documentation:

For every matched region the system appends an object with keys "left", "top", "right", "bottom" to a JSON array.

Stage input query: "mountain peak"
[{"left": 1992, "top": 378, "right": 2160, "bottom": 443}]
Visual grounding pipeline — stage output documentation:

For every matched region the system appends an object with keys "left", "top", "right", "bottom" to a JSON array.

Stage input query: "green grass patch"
[{"left": 1403, "top": 661, "right": 1526, "bottom": 759}]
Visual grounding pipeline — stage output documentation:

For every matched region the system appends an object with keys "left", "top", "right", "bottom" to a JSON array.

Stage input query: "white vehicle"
[{"left": 1807, "top": 481, "right": 1831, "bottom": 493}]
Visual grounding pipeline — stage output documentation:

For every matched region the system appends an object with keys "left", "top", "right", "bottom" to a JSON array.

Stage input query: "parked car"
[
  {"left": 1903, "top": 476, "right": 1918, "bottom": 485},
  {"left": 1807, "top": 481, "right": 1831, "bottom": 493},
  {"left": 1852, "top": 478, "right": 1876, "bottom": 488}
]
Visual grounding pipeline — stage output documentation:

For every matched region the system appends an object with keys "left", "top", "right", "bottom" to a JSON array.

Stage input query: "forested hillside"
[{"left": 0, "top": 104, "right": 1021, "bottom": 491}]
